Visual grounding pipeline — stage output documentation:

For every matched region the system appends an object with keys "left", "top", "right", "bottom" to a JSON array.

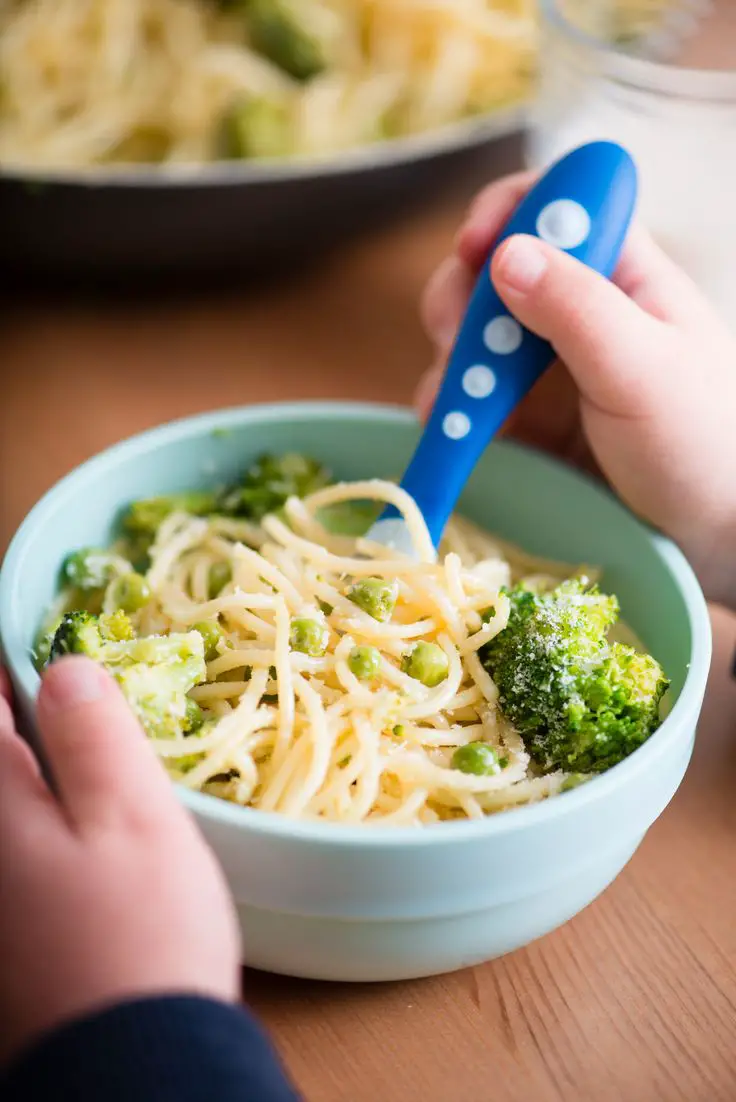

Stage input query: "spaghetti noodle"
[
  {"left": 52, "top": 475, "right": 603, "bottom": 826},
  {"left": 0, "top": 0, "right": 536, "bottom": 169}
]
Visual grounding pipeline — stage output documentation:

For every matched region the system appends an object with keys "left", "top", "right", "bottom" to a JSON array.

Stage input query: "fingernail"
[
  {"left": 43, "top": 659, "right": 108, "bottom": 709},
  {"left": 495, "top": 235, "right": 548, "bottom": 294}
]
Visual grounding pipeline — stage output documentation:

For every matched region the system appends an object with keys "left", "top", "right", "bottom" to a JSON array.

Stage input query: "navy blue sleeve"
[{"left": 0, "top": 995, "right": 302, "bottom": 1102}]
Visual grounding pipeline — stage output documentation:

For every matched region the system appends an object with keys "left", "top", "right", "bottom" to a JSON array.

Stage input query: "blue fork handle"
[{"left": 395, "top": 140, "right": 638, "bottom": 548}]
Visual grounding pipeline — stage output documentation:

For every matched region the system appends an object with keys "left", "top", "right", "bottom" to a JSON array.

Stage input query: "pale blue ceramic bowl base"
[
  {"left": 0, "top": 402, "right": 712, "bottom": 982},
  {"left": 237, "top": 836, "right": 644, "bottom": 983}
]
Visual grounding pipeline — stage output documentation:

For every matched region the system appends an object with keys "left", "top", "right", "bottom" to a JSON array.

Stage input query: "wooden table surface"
[{"left": 2, "top": 7, "right": 736, "bottom": 1095}]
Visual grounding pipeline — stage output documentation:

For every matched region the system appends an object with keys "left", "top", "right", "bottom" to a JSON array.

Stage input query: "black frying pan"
[{"left": 0, "top": 109, "right": 526, "bottom": 292}]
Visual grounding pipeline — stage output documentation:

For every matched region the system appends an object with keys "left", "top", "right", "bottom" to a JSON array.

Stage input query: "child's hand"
[
  {"left": 418, "top": 172, "right": 736, "bottom": 609},
  {"left": 0, "top": 660, "right": 240, "bottom": 1064}
]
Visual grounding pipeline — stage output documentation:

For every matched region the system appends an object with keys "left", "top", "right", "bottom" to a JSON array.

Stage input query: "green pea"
[
  {"left": 107, "top": 572, "right": 151, "bottom": 613},
  {"left": 289, "top": 617, "right": 328, "bottom": 657},
  {"left": 183, "top": 698, "right": 205, "bottom": 735},
  {"left": 346, "top": 577, "right": 398, "bottom": 622},
  {"left": 401, "top": 641, "right": 449, "bottom": 688},
  {"left": 208, "top": 562, "right": 232, "bottom": 599},
  {"left": 347, "top": 645, "right": 381, "bottom": 681},
  {"left": 452, "top": 742, "right": 501, "bottom": 776},
  {"left": 194, "top": 620, "right": 223, "bottom": 661}
]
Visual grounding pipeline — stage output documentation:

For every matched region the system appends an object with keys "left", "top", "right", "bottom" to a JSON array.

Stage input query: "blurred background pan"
[
  {"left": 0, "top": 0, "right": 537, "bottom": 289},
  {"left": 0, "top": 111, "right": 525, "bottom": 289},
  {"left": 0, "top": 0, "right": 712, "bottom": 289}
]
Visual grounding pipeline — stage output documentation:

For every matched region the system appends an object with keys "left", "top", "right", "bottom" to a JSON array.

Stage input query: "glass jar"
[{"left": 527, "top": 1, "right": 736, "bottom": 322}]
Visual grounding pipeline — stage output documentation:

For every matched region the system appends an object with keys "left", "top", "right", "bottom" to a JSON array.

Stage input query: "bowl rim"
[
  {"left": 0, "top": 105, "right": 526, "bottom": 189},
  {"left": 0, "top": 400, "right": 712, "bottom": 847}
]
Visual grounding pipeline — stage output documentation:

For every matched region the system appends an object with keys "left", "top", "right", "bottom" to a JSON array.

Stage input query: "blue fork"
[{"left": 365, "top": 140, "right": 639, "bottom": 558}]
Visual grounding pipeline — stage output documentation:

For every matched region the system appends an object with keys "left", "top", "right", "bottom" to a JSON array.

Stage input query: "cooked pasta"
[
  {"left": 39, "top": 436, "right": 675, "bottom": 828},
  {"left": 0, "top": 0, "right": 672, "bottom": 171},
  {"left": 0, "top": 0, "right": 537, "bottom": 169},
  {"left": 43, "top": 467, "right": 619, "bottom": 826}
]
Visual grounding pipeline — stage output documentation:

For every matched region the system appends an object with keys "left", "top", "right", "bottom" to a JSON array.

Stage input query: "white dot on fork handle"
[
  {"left": 536, "top": 199, "right": 591, "bottom": 251},
  {"left": 462, "top": 365, "right": 497, "bottom": 399},
  {"left": 442, "top": 412, "right": 471, "bottom": 440},
  {"left": 483, "top": 316, "right": 523, "bottom": 356}
]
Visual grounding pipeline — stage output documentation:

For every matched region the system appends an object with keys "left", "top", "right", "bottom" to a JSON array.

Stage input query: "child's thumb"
[
  {"left": 38, "top": 656, "right": 176, "bottom": 830},
  {"left": 491, "top": 235, "right": 668, "bottom": 417}
]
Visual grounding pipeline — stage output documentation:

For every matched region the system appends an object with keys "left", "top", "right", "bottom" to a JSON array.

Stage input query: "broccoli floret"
[
  {"left": 217, "top": 453, "right": 331, "bottom": 520},
  {"left": 100, "top": 609, "right": 135, "bottom": 642},
  {"left": 220, "top": 96, "right": 292, "bottom": 160},
  {"left": 62, "top": 548, "right": 131, "bottom": 591},
  {"left": 48, "top": 610, "right": 136, "bottom": 660},
  {"left": 120, "top": 492, "right": 219, "bottom": 567},
  {"left": 122, "top": 492, "right": 219, "bottom": 538},
  {"left": 120, "top": 455, "right": 331, "bottom": 548},
  {"left": 49, "top": 610, "right": 107, "bottom": 660},
  {"left": 247, "top": 0, "right": 327, "bottom": 81},
  {"left": 481, "top": 579, "right": 669, "bottom": 774},
  {"left": 47, "top": 613, "right": 206, "bottom": 740},
  {"left": 32, "top": 613, "right": 65, "bottom": 672}
]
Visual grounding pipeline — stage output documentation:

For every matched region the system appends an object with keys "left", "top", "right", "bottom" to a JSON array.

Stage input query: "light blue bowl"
[{"left": 0, "top": 402, "right": 712, "bottom": 982}]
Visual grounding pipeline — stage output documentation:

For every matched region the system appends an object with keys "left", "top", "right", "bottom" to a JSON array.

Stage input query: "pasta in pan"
[
  {"left": 0, "top": 0, "right": 672, "bottom": 170},
  {"left": 0, "top": 0, "right": 536, "bottom": 168}
]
